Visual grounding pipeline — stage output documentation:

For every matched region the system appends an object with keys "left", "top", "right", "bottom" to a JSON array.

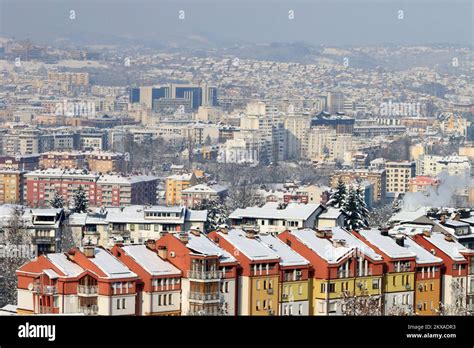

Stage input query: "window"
[
  {"left": 122, "top": 298, "right": 126, "bottom": 309},
  {"left": 163, "top": 295, "right": 167, "bottom": 306},
  {"left": 263, "top": 300, "right": 266, "bottom": 309},
  {"left": 116, "top": 299, "right": 120, "bottom": 310},
  {"left": 321, "top": 283, "right": 326, "bottom": 293},
  {"left": 158, "top": 294, "right": 162, "bottom": 306},
  {"left": 256, "top": 300, "right": 260, "bottom": 311},
  {"left": 263, "top": 280, "right": 267, "bottom": 290},
  {"left": 393, "top": 276, "right": 396, "bottom": 287},
  {"left": 256, "top": 280, "right": 260, "bottom": 290},
  {"left": 372, "top": 279, "right": 379, "bottom": 290},
  {"left": 225, "top": 282, "right": 229, "bottom": 293},
  {"left": 168, "top": 294, "right": 172, "bottom": 305},
  {"left": 329, "top": 283, "right": 335, "bottom": 293},
  {"left": 298, "top": 284, "right": 303, "bottom": 295}
]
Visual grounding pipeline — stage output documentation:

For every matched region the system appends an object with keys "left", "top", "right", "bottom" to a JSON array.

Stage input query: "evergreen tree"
[
  {"left": 343, "top": 186, "right": 368, "bottom": 231},
  {"left": 195, "top": 198, "right": 228, "bottom": 232},
  {"left": 328, "top": 177, "right": 347, "bottom": 208},
  {"left": 49, "top": 190, "right": 65, "bottom": 209},
  {"left": 355, "top": 185, "right": 370, "bottom": 227},
  {"left": 72, "top": 185, "right": 88, "bottom": 213}
]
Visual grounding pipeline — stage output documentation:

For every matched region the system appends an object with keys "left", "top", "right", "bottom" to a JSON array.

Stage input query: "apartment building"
[
  {"left": 413, "top": 232, "right": 474, "bottom": 312},
  {"left": 330, "top": 169, "right": 387, "bottom": 204},
  {"left": 0, "top": 154, "right": 39, "bottom": 171},
  {"left": 111, "top": 244, "right": 182, "bottom": 316},
  {"left": 24, "top": 208, "right": 66, "bottom": 254},
  {"left": 24, "top": 168, "right": 158, "bottom": 208},
  {"left": 153, "top": 228, "right": 238, "bottom": 315},
  {"left": 69, "top": 205, "right": 207, "bottom": 247},
  {"left": 165, "top": 172, "right": 198, "bottom": 205},
  {"left": 258, "top": 232, "right": 311, "bottom": 315},
  {"left": 209, "top": 227, "right": 280, "bottom": 316},
  {"left": 0, "top": 169, "right": 25, "bottom": 204},
  {"left": 385, "top": 161, "right": 416, "bottom": 194},
  {"left": 354, "top": 229, "right": 416, "bottom": 315},
  {"left": 279, "top": 227, "right": 384, "bottom": 315},
  {"left": 229, "top": 202, "right": 322, "bottom": 234},
  {"left": 181, "top": 184, "right": 227, "bottom": 208},
  {"left": 416, "top": 155, "right": 471, "bottom": 177},
  {"left": 39, "top": 152, "right": 86, "bottom": 169},
  {"left": 408, "top": 176, "right": 441, "bottom": 193},
  {"left": 16, "top": 245, "right": 138, "bottom": 315}
]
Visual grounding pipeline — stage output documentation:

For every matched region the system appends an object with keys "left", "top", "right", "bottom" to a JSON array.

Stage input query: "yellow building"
[
  {"left": 0, "top": 170, "right": 24, "bottom": 204},
  {"left": 165, "top": 172, "right": 197, "bottom": 205}
]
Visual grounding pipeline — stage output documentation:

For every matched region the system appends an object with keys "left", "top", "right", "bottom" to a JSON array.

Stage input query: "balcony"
[
  {"left": 78, "top": 305, "right": 98, "bottom": 315},
  {"left": 38, "top": 306, "right": 53, "bottom": 314},
  {"left": 187, "top": 270, "right": 222, "bottom": 281},
  {"left": 77, "top": 285, "right": 98, "bottom": 296},
  {"left": 188, "top": 292, "right": 221, "bottom": 302},
  {"left": 34, "top": 285, "right": 57, "bottom": 295}
]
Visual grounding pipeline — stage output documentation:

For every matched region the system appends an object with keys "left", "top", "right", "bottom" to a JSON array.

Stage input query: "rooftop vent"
[
  {"left": 178, "top": 232, "right": 189, "bottom": 244},
  {"left": 316, "top": 229, "right": 333, "bottom": 239},
  {"left": 395, "top": 236, "right": 405, "bottom": 247}
]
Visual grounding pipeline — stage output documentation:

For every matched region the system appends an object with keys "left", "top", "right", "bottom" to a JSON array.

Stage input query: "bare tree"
[
  {"left": 0, "top": 207, "right": 35, "bottom": 307},
  {"left": 226, "top": 184, "right": 265, "bottom": 212},
  {"left": 437, "top": 279, "right": 472, "bottom": 316},
  {"left": 340, "top": 290, "right": 382, "bottom": 316}
]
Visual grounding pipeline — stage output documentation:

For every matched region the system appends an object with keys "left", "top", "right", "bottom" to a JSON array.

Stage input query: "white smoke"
[{"left": 402, "top": 171, "right": 471, "bottom": 211}]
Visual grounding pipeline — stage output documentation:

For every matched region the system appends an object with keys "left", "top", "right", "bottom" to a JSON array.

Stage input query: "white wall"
[
  {"left": 98, "top": 294, "right": 136, "bottom": 316},
  {"left": 143, "top": 290, "right": 181, "bottom": 315},
  {"left": 17, "top": 289, "right": 34, "bottom": 312}
]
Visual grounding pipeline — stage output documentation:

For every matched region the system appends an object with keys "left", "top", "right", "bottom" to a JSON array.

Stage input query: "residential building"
[
  {"left": 153, "top": 228, "right": 238, "bottom": 315},
  {"left": 111, "top": 244, "right": 182, "bottom": 316},
  {"left": 181, "top": 184, "right": 227, "bottom": 208},
  {"left": 385, "top": 161, "right": 416, "bottom": 194}
]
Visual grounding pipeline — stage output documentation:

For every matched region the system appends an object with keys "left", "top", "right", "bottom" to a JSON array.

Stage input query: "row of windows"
[
  {"left": 157, "top": 293, "right": 173, "bottom": 306},
  {"left": 255, "top": 299, "right": 273, "bottom": 311}
]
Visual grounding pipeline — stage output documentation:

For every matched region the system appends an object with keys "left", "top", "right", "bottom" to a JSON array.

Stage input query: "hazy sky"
[{"left": 0, "top": 0, "right": 472, "bottom": 46}]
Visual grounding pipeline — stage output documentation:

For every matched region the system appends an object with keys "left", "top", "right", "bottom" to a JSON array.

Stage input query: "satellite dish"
[{"left": 28, "top": 283, "right": 33, "bottom": 291}]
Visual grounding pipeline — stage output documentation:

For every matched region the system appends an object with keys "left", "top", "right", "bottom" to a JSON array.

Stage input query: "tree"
[
  {"left": 0, "top": 207, "right": 34, "bottom": 307},
  {"left": 72, "top": 185, "right": 88, "bottom": 213},
  {"left": 195, "top": 198, "right": 229, "bottom": 232},
  {"left": 343, "top": 186, "right": 368, "bottom": 231},
  {"left": 327, "top": 178, "right": 346, "bottom": 208},
  {"left": 340, "top": 290, "right": 382, "bottom": 316},
  {"left": 437, "top": 279, "right": 471, "bottom": 316},
  {"left": 355, "top": 185, "right": 370, "bottom": 226},
  {"left": 226, "top": 184, "right": 264, "bottom": 212},
  {"left": 49, "top": 190, "right": 65, "bottom": 209}
]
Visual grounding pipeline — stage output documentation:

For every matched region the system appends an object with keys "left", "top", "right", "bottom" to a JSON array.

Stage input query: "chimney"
[
  {"left": 67, "top": 249, "right": 76, "bottom": 261},
  {"left": 422, "top": 229, "right": 431, "bottom": 237},
  {"left": 395, "top": 236, "right": 405, "bottom": 247},
  {"left": 157, "top": 245, "right": 167, "bottom": 259},
  {"left": 440, "top": 215, "right": 446, "bottom": 224},
  {"left": 83, "top": 245, "right": 95, "bottom": 258},
  {"left": 217, "top": 224, "right": 229, "bottom": 234},
  {"left": 190, "top": 226, "right": 201, "bottom": 236},
  {"left": 444, "top": 234, "right": 454, "bottom": 242},
  {"left": 178, "top": 232, "right": 189, "bottom": 244},
  {"left": 146, "top": 239, "right": 156, "bottom": 250},
  {"left": 333, "top": 239, "right": 346, "bottom": 248},
  {"left": 316, "top": 229, "right": 333, "bottom": 239},
  {"left": 381, "top": 228, "right": 389, "bottom": 236},
  {"left": 244, "top": 227, "right": 258, "bottom": 239}
]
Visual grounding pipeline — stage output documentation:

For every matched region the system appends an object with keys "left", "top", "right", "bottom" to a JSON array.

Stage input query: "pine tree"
[
  {"left": 195, "top": 198, "right": 228, "bottom": 232},
  {"left": 355, "top": 185, "right": 370, "bottom": 227},
  {"left": 343, "top": 186, "right": 369, "bottom": 231},
  {"left": 49, "top": 190, "right": 65, "bottom": 209},
  {"left": 328, "top": 177, "right": 347, "bottom": 208},
  {"left": 72, "top": 185, "right": 88, "bottom": 213}
]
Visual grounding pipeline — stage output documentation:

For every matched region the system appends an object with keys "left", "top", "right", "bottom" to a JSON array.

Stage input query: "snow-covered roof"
[
  {"left": 403, "top": 238, "right": 443, "bottom": 265},
  {"left": 46, "top": 253, "right": 84, "bottom": 277},
  {"left": 389, "top": 207, "right": 430, "bottom": 223},
  {"left": 318, "top": 207, "right": 344, "bottom": 220},
  {"left": 423, "top": 232, "right": 470, "bottom": 261},
  {"left": 358, "top": 229, "right": 416, "bottom": 259},
  {"left": 442, "top": 219, "right": 470, "bottom": 228},
  {"left": 389, "top": 224, "right": 433, "bottom": 236},
  {"left": 82, "top": 247, "right": 137, "bottom": 279},
  {"left": 121, "top": 245, "right": 180, "bottom": 276},
  {"left": 218, "top": 229, "right": 280, "bottom": 262},
  {"left": 43, "top": 268, "right": 60, "bottom": 279},
  {"left": 460, "top": 216, "right": 474, "bottom": 226},
  {"left": 229, "top": 202, "right": 320, "bottom": 221},
  {"left": 178, "top": 232, "right": 236, "bottom": 264},
  {"left": 185, "top": 209, "right": 207, "bottom": 222},
  {"left": 290, "top": 228, "right": 354, "bottom": 264},
  {"left": 257, "top": 233, "right": 310, "bottom": 267},
  {"left": 181, "top": 184, "right": 227, "bottom": 194},
  {"left": 331, "top": 227, "right": 382, "bottom": 261}
]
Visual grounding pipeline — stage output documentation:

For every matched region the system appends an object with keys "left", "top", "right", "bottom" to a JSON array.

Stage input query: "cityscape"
[{"left": 0, "top": 0, "right": 473, "bottom": 327}]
